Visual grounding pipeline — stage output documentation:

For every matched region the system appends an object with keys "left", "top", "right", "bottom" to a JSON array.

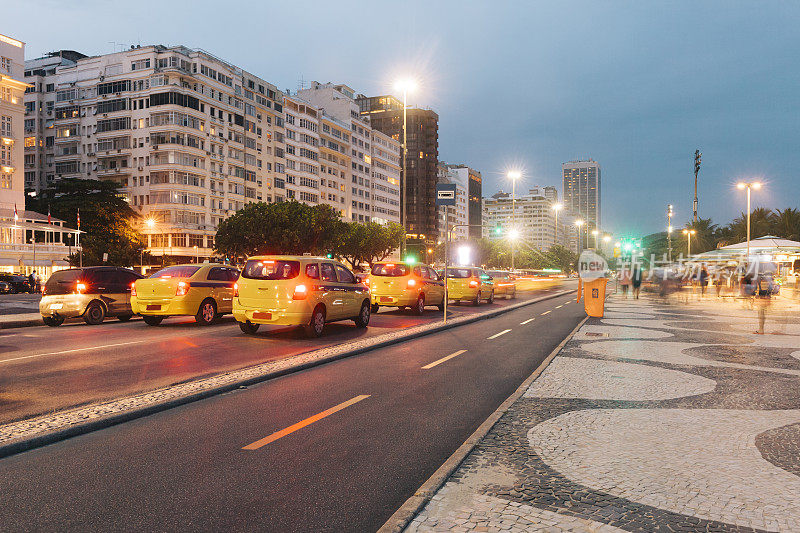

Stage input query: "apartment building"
[
  {"left": 297, "top": 82, "right": 400, "bottom": 224},
  {"left": 2, "top": 34, "right": 79, "bottom": 276},
  {"left": 356, "top": 94, "right": 438, "bottom": 248},
  {"left": 436, "top": 162, "right": 468, "bottom": 242},
  {"left": 442, "top": 164, "right": 482, "bottom": 239},
  {"left": 562, "top": 159, "right": 601, "bottom": 251},
  {"left": 482, "top": 186, "right": 558, "bottom": 250},
  {"left": 24, "top": 44, "right": 285, "bottom": 262}
]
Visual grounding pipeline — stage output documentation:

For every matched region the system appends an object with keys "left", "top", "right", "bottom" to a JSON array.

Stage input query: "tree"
[
  {"left": 214, "top": 201, "right": 345, "bottom": 259},
  {"left": 725, "top": 207, "right": 773, "bottom": 243},
  {"left": 337, "top": 222, "right": 403, "bottom": 271},
  {"left": 27, "top": 179, "right": 146, "bottom": 266},
  {"left": 771, "top": 208, "right": 800, "bottom": 241},
  {"left": 683, "top": 218, "right": 719, "bottom": 254}
]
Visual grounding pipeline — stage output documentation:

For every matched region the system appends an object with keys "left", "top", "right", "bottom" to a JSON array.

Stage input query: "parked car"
[
  {"left": 368, "top": 261, "right": 445, "bottom": 315},
  {"left": 0, "top": 274, "right": 33, "bottom": 294},
  {"left": 0, "top": 281, "right": 12, "bottom": 294},
  {"left": 131, "top": 263, "right": 240, "bottom": 326},
  {"left": 446, "top": 267, "right": 495, "bottom": 306},
  {"left": 39, "top": 267, "right": 144, "bottom": 326},
  {"left": 233, "top": 255, "right": 370, "bottom": 337}
]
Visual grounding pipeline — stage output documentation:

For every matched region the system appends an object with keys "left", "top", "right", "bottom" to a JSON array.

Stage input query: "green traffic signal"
[
  {"left": 494, "top": 225, "right": 503, "bottom": 235},
  {"left": 326, "top": 253, "right": 333, "bottom": 259},
  {"left": 405, "top": 255, "right": 417, "bottom": 264}
]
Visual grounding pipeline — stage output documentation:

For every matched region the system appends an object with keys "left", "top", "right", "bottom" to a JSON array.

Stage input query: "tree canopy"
[
  {"left": 26, "top": 178, "right": 146, "bottom": 266},
  {"left": 337, "top": 222, "right": 404, "bottom": 271}
]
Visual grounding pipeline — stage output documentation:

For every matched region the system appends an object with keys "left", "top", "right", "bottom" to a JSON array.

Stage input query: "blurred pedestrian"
[
  {"left": 699, "top": 264, "right": 709, "bottom": 297},
  {"left": 632, "top": 264, "right": 643, "bottom": 299},
  {"left": 619, "top": 267, "right": 631, "bottom": 298},
  {"left": 754, "top": 274, "right": 773, "bottom": 334}
]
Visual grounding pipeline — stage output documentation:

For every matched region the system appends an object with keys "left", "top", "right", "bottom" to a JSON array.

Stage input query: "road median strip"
[{"left": 0, "top": 288, "right": 575, "bottom": 460}]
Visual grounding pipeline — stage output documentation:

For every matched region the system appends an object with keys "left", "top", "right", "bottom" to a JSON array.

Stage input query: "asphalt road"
[
  {"left": 0, "top": 289, "right": 584, "bottom": 532},
  {"left": 0, "top": 281, "right": 570, "bottom": 424}
]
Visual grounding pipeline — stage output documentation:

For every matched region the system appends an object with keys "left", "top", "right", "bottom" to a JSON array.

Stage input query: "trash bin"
[{"left": 577, "top": 250, "right": 610, "bottom": 318}]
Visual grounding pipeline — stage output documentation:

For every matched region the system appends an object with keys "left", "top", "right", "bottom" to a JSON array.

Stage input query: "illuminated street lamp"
[
  {"left": 736, "top": 181, "right": 762, "bottom": 264},
  {"left": 682, "top": 228, "right": 696, "bottom": 256},
  {"left": 394, "top": 78, "right": 417, "bottom": 256},
  {"left": 552, "top": 202, "right": 563, "bottom": 246},
  {"left": 507, "top": 170, "right": 522, "bottom": 271}
]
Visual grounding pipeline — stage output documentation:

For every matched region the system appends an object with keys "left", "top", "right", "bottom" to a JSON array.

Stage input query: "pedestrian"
[
  {"left": 699, "top": 264, "right": 709, "bottom": 297},
  {"left": 632, "top": 264, "right": 643, "bottom": 299},
  {"left": 754, "top": 275, "right": 773, "bottom": 334},
  {"left": 619, "top": 267, "right": 631, "bottom": 298},
  {"left": 27, "top": 271, "right": 36, "bottom": 293}
]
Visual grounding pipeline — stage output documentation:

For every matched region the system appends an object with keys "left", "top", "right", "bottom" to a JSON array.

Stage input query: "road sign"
[{"left": 435, "top": 183, "right": 457, "bottom": 206}]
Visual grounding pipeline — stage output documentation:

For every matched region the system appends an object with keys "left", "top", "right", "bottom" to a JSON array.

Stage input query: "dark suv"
[
  {"left": 0, "top": 274, "right": 33, "bottom": 294},
  {"left": 39, "top": 267, "right": 144, "bottom": 326}
]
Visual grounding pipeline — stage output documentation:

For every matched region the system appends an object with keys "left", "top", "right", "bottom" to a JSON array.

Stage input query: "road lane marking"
[
  {"left": 242, "top": 394, "right": 370, "bottom": 450},
  {"left": 422, "top": 349, "right": 467, "bottom": 369},
  {"left": 487, "top": 329, "right": 511, "bottom": 339},
  {"left": 520, "top": 318, "right": 535, "bottom": 325},
  {"left": 541, "top": 310, "right": 551, "bottom": 315},
  {"left": 555, "top": 304, "right": 563, "bottom": 309},
  {"left": 0, "top": 340, "right": 150, "bottom": 365}
]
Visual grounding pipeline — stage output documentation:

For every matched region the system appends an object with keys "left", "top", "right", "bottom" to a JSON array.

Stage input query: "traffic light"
[
  {"left": 694, "top": 149, "right": 701, "bottom": 174},
  {"left": 405, "top": 255, "right": 417, "bottom": 264},
  {"left": 326, "top": 253, "right": 333, "bottom": 259},
  {"left": 494, "top": 224, "right": 502, "bottom": 235}
]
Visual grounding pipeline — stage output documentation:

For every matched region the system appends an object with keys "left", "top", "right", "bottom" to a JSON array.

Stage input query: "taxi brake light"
[
  {"left": 233, "top": 282, "right": 239, "bottom": 297},
  {"left": 130, "top": 282, "right": 137, "bottom": 296},
  {"left": 176, "top": 280, "right": 189, "bottom": 296},
  {"left": 407, "top": 278, "right": 417, "bottom": 288},
  {"left": 76, "top": 282, "right": 87, "bottom": 294},
  {"left": 469, "top": 279, "right": 479, "bottom": 288},
  {"left": 293, "top": 284, "right": 308, "bottom": 300}
]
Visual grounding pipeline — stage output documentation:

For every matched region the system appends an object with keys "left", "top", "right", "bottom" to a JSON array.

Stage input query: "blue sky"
[{"left": 9, "top": 1, "right": 800, "bottom": 236}]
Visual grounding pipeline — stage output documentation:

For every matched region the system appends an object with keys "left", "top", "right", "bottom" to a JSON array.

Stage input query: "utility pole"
[{"left": 693, "top": 149, "right": 701, "bottom": 223}]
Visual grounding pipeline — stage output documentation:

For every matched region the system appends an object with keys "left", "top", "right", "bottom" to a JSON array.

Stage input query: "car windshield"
[
  {"left": 242, "top": 259, "right": 300, "bottom": 280},
  {"left": 447, "top": 268, "right": 473, "bottom": 278},
  {"left": 371, "top": 263, "right": 410, "bottom": 277},
  {"left": 149, "top": 266, "right": 201, "bottom": 279}
]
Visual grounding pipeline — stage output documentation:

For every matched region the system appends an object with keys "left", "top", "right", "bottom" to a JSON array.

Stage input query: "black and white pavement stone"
[{"left": 406, "top": 294, "right": 800, "bottom": 533}]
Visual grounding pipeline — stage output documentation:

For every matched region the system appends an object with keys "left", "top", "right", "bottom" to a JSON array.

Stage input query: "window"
[
  {"left": 97, "top": 80, "right": 131, "bottom": 95},
  {"left": 334, "top": 264, "right": 356, "bottom": 284},
  {"left": 0, "top": 56, "right": 11, "bottom": 73},
  {"left": 131, "top": 59, "right": 151, "bottom": 71},
  {"left": 54, "top": 105, "right": 81, "bottom": 119},
  {"left": 96, "top": 117, "right": 131, "bottom": 133},
  {"left": 96, "top": 98, "right": 127, "bottom": 114},
  {"left": 1, "top": 115, "right": 12, "bottom": 136},
  {"left": 320, "top": 263, "right": 336, "bottom": 282},
  {"left": 149, "top": 91, "right": 200, "bottom": 110},
  {"left": 242, "top": 260, "right": 300, "bottom": 280},
  {"left": 305, "top": 263, "right": 320, "bottom": 279}
]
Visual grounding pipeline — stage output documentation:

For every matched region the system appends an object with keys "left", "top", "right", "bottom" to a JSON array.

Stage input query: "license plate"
[
  {"left": 49, "top": 303, "right": 63, "bottom": 310},
  {"left": 146, "top": 304, "right": 161, "bottom": 311},
  {"left": 253, "top": 311, "right": 271, "bottom": 320},
  {"left": 380, "top": 296, "right": 393, "bottom": 302}
]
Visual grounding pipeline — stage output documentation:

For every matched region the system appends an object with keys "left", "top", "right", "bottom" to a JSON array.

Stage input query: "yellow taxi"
[
  {"left": 368, "top": 262, "right": 445, "bottom": 315},
  {"left": 232, "top": 255, "right": 371, "bottom": 337},
  {"left": 485, "top": 270, "right": 517, "bottom": 299},
  {"left": 446, "top": 267, "right": 495, "bottom": 306},
  {"left": 131, "top": 263, "right": 240, "bottom": 326}
]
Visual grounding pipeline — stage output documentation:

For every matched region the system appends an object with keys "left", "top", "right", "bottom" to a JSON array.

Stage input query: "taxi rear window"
[
  {"left": 242, "top": 259, "right": 300, "bottom": 280},
  {"left": 447, "top": 268, "right": 473, "bottom": 278},
  {"left": 149, "top": 266, "right": 200, "bottom": 279},
  {"left": 371, "top": 264, "right": 409, "bottom": 277}
]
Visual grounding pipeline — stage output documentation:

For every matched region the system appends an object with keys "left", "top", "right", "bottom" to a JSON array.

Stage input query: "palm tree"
[
  {"left": 684, "top": 218, "right": 718, "bottom": 254},
  {"left": 771, "top": 208, "right": 800, "bottom": 241},
  {"left": 725, "top": 207, "right": 774, "bottom": 243}
]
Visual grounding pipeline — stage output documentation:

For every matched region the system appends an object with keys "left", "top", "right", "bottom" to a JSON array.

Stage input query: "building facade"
[
  {"left": 436, "top": 162, "right": 468, "bottom": 242},
  {"left": 297, "top": 82, "right": 400, "bottom": 225},
  {"left": 24, "top": 45, "right": 285, "bottom": 262},
  {"left": 442, "top": 163, "right": 481, "bottom": 239},
  {"left": 562, "top": 159, "right": 601, "bottom": 251},
  {"left": 2, "top": 34, "right": 79, "bottom": 276},
  {"left": 356, "top": 94, "right": 439, "bottom": 249},
  {"left": 482, "top": 187, "right": 558, "bottom": 251}
]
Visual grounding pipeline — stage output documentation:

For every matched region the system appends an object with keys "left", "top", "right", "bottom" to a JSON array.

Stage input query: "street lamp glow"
[
  {"left": 615, "top": 241, "right": 621, "bottom": 247},
  {"left": 394, "top": 79, "right": 417, "bottom": 93},
  {"left": 603, "top": 235, "right": 611, "bottom": 242},
  {"left": 574, "top": 219, "right": 584, "bottom": 227},
  {"left": 508, "top": 228, "right": 520, "bottom": 240},
  {"left": 457, "top": 245, "right": 471, "bottom": 266},
  {"left": 145, "top": 218, "right": 156, "bottom": 229},
  {"left": 591, "top": 229, "right": 599, "bottom": 236},
  {"left": 507, "top": 170, "right": 522, "bottom": 181},
  {"left": 552, "top": 203, "right": 563, "bottom": 212}
]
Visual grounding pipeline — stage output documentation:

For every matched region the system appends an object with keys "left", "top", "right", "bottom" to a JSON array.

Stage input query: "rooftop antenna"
[{"left": 297, "top": 75, "right": 306, "bottom": 92}]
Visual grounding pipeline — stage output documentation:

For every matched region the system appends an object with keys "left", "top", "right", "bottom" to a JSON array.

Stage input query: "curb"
[
  {"left": 0, "top": 318, "right": 42, "bottom": 329},
  {"left": 377, "top": 314, "right": 589, "bottom": 533},
  {"left": 0, "top": 288, "right": 576, "bottom": 459}
]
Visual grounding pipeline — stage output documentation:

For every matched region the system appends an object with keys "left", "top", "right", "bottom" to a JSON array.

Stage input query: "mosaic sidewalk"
[{"left": 406, "top": 294, "right": 800, "bottom": 533}]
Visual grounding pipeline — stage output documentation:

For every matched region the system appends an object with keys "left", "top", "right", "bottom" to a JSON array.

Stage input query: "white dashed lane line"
[
  {"left": 520, "top": 318, "right": 535, "bottom": 325},
  {"left": 541, "top": 310, "right": 551, "bottom": 316},
  {"left": 421, "top": 349, "right": 468, "bottom": 369},
  {"left": 555, "top": 304, "right": 563, "bottom": 309},
  {"left": 487, "top": 329, "right": 512, "bottom": 340}
]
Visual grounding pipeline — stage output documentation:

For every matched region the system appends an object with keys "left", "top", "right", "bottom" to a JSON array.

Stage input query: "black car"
[
  {"left": 0, "top": 281, "right": 11, "bottom": 294},
  {"left": 0, "top": 274, "right": 33, "bottom": 294}
]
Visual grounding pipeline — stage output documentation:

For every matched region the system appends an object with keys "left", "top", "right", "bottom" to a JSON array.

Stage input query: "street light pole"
[
  {"left": 552, "top": 202, "right": 562, "bottom": 247},
  {"left": 401, "top": 86, "right": 408, "bottom": 258},
  {"left": 507, "top": 171, "right": 521, "bottom": 272},
  {"left": 737, "top": 181, "right": 761, "bottom": 270},
  {"left": 667, "top": 204, "right": 674, "bottom": 263}
]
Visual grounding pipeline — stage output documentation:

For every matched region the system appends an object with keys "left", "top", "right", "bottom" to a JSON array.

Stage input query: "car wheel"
[
  {"left": 371, "top": 303, "right": 380, "bottom": 314},
  {"left": 117, "top": 314, "right": 133, "bottom": 322},
  {"left": 473, "top": 293, "right": 481, "bottom": 306},
  {"left": 305, "top": 305, "right": 326, "bottom": 338},
  {"left": 354, "top": 300, "right": 370, "bottom": 328},
  {"left": 412, "top": 294, "right": 425, "bottom": 316},
  {"left": 83, "top": 301, "right": 106, "bottom": 325},
  {"left": 142, "top": 315, "right": 164, "bottom": 326},
  {"left": 239, "top": 321, "right": 260, "bottom": 335},
  {"left": 196, "top": 298, "right": 217, "bottom": 325},
  {"left": 43, "top": 315, "right": 64, "bottom": 327},
  {"left": 488, "top": 291, "right": 494, "bottom": 304}
]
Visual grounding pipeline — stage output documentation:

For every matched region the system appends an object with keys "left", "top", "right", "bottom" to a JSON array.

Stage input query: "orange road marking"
[{"left": 242, "top": 394, "right": 370, "bottom": 450}]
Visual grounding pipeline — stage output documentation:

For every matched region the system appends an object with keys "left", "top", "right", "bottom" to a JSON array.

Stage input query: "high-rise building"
[
  {"left": 562, "top": 159, "right": 601, "bottom": 251},
  {"left": 296, "top": 82, "right": 400, "bottom": 224},
  {"left": 24, "top": 44, "right": 286, "bottom": 262},
  {"left": 356, "top": 94, "right": 439, "bottom": 249},
  {"left": 436, "top": 162, "right": 468, "bottom": 242},
  {"left": 442, "top": 164, "right": 482, "bottom": 239},
  {"left": 2, "top": 34, "right": 79, "bottom": 276},
  {"left": 482, "top": 186, "right": 558, "bottom": 250}
]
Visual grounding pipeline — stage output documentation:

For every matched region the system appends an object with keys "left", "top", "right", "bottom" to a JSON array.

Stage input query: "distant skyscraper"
[{"left": 562, "top": 159, "right": 601, "bottom": 251}]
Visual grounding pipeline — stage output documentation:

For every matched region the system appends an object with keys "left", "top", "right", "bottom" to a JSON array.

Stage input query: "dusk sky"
[{"left": 9, "top": 1, "right": 800, "bottom": 237}]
